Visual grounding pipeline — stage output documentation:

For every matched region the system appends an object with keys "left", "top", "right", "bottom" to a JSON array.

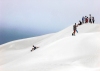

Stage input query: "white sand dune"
[{"left": 0, "top": 24, "right": 100, "bottom": 71}]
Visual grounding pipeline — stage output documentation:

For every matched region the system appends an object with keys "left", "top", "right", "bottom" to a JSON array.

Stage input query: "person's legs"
[
  {"left": 93, "top": 20, "right": 94, "bottom": 23},
  {"left": 74, "top": 30, "right": 76, "bottom": 35},
  {"left": 72, "top": 33, "right": 73, "bottom": 36},
  {"left": 76, "top": 30, "right": 78, "bottom": 33},
  {"left": 90, "top": 20, "right": 92, "bottom": 24},
  {"left": 31, "top": 48, "right": 34, "bottom": 52},
  {"left": 82, "top": 20, "right": 84, "bottom": 24},
  {"left": 89, "top": 19, "right": 91, "bottom": 23}
]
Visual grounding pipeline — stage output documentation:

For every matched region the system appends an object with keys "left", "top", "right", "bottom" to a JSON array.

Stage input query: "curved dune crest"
[{"left": 0, "top": 24, "right": 100, "bottom": 71}]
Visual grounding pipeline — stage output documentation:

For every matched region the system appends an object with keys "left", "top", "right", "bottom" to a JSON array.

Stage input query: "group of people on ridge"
[
  {"left": 72, "top": 14, "right": 95, "bottom": 36},
  {"left": 82, "top": 14, "right": 95, "bottom": 24}
]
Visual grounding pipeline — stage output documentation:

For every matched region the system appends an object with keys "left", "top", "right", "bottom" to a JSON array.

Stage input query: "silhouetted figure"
[
  {"left": 89, "top": 14, "right": 92, "bottom": 23},
  {"left": 92, "top": 17, "right": 95, "bottom": 23},
  {"left": 78, "top": 20, "right": 82, "bottom": 25},
  {"left": 85, "top": 16, "right": 87, "bottom": 23},
  {"left": 82, "top": 16, "right": 85, "bottom": 24},
  {"left": 31, "top": 45, "right": 39, "bottom": 52},
  {"left": 85, "top": 17, "right": 88, "bottom": 23},
  {"left": 72, "top": 23, "right": 78, "bottom": 36}
]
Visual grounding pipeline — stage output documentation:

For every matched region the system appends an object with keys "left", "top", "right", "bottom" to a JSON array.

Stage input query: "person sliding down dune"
[{"left": 31, "top": 45, "right": 39, "bottom": 52}]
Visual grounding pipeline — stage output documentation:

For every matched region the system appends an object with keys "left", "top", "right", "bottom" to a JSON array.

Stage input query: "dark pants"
[
  {"left": 34, "top": 47, "right": 36, "bottom": 50},
  {"left": 92, "top": 20, "right": 94, "bottom": 23},
  {"left": 89, "top": 19, "right": 92, "bottom": 23},
  {"left": 72, "top": 29, "right": 76, "bottom": 36}
]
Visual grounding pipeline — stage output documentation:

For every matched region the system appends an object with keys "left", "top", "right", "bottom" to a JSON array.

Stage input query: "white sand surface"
[{"left": 0, "top": 24, "right": 100, "bottom": 71}]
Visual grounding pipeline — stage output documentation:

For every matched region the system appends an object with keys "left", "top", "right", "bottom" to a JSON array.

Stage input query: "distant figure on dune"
[
  {"left": 78, "top": 20, "right": 82, "bottom": 25},
  {"left": 72, "top": 23, "right": 78, "bottom": 36},
  {"left": 92, "top": 17, "right": 95, "bottom": 23},
  {"left": 85, "top": 16, "right": 87, "bottom": 23},
  {"left": 82, "top": 16, "right": 85, "bottom": 24},
  {"left": 31, "top": 45, "right": 39, "bottom": 52},
  {"left": 89, "top": 14, "right": 92, "bottom": 23},
  {"left": 85, "top": 16, "right": 88, "bottom": 23}
]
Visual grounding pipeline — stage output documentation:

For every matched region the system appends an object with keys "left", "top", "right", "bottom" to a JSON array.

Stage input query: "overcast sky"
[{"left": 0, "top": 0, "right": 100, "bottom": 34}]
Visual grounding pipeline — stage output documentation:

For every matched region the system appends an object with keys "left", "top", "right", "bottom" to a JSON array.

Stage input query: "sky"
[{"left": 0, "top": 0, "right": 100, "bottom": 44}]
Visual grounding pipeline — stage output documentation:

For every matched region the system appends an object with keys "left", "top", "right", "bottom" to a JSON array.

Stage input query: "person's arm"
[{"left": 76, "top": 24, "right": 78, "bottom": 27}]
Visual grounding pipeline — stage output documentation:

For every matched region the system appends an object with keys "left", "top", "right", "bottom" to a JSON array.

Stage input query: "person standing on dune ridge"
[
  {"left": 92, "top": 17, "right": 95, "bottom": 23},
  {"left": 72, "top": 23, "right": 78, "bottom": 36},
  {"left": 82, "top": 16, "right": 85, "bottom": 24},
  {"left": 89, "top": 14, "right": 92, "bottom": 23}
]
